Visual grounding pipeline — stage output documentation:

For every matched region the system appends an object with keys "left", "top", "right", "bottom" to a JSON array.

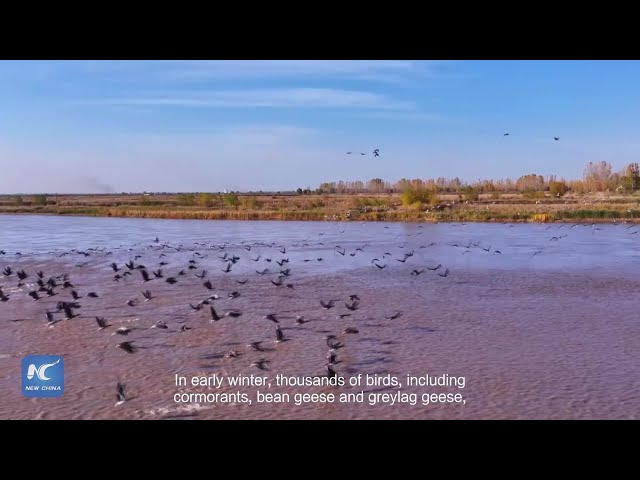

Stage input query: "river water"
[{"left": 0, "top": 215, "right": 638, "bottom": 419}]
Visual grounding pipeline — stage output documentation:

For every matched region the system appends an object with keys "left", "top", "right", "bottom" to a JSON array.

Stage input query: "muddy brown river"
[{"left": 0, "top": 215, "right": 638, "bottom": 419}]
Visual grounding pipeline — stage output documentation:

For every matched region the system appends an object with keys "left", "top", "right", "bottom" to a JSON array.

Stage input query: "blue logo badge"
[{"left": 22, "top": 355, "right": 64, "bottom": 398}]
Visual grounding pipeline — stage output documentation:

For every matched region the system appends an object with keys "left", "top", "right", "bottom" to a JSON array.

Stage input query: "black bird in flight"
[
  {"left": 345, "top": 301, "right": 359, "bottom": 311},
  {"left": 140, "top": 269, "right": 151, "bottom": 282},
  {"left": 116, "top": 382, "right": 128, "bottom": 403},
  {"left": 251, "top": 359, "right": 269, "bottom": 370},
  {"left": 116, "top": 341, "right": 137, "bottom": 354},
  {"left": 373, "top": 149, "right": 380, "bottom": 157},
  {"left": 504, "top": 132, "right": 510, "bottom": 136},
  {"left": 320, "top": 299, "right": 336, "bottom": 309},
  {"left": 210, "top": 306, "right": 222, "bottom": 322},
  {"left": 96, "top": 317, "right": 110, "bottom": 329},
  {"left": 554, "top": 137, "right": 560, "bottom": 141},
  {"left": 275, "top": 325, "right": 285, "bottom": 343}
]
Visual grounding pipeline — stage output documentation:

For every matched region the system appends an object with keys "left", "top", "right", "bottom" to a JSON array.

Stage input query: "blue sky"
[{"left": 1, "top": 60, "right": 640, "bottom": 193}]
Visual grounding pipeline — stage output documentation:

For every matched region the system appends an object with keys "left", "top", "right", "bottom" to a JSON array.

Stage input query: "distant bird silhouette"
[
  {"left": 504, "top": 132, "right": 510, "bottom": 136},
  {"left": 373, "top": 149, "right": 380, "bottom": 157},
  {"left": 346, "top": 152, "right": 352, "bottom": 155},
  {"left": 554, "top": 137, "right": 559, "bottom": 141}
]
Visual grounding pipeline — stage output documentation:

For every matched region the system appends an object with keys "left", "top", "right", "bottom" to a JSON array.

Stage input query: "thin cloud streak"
[{"left": 99, "top": 88, "right": 413, "bottom": 110}]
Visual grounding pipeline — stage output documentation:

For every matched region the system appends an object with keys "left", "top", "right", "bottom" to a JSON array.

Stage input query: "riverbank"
[{"left": 2, "top": 192, "right": 640, "bottom": 223}]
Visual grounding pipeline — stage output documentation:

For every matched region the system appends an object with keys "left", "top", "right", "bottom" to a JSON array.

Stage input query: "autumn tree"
[
  {"left": 367, "top": 178, "right": 385, "bottom": 193},
  {"left": 620, "top": 162, "right": 640, "bottom": 191},
  {"left": 516, "top": 174, "right": 545, "bottom": 192},
  {"left": 583, "top": 161, "right": 612, "bottom": 192}
]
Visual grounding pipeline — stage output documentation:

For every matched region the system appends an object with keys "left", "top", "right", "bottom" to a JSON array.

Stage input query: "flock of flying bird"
[
  {"left": 348, "top": 137, "right": 560, "bottom": 158},
  {"left": 0, "top": 220, "right": 628, "bottom": 410},
  {"left": 1, "top": 228, "right": 449, "bottom": 407}
]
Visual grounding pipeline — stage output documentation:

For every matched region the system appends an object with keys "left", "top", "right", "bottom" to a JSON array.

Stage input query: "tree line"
[{"left": 306, "top": 161, "right": 640, "bottom": 196}]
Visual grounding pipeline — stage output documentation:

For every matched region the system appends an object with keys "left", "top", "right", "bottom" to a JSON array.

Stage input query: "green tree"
[{"left": 14, "top": 196, "right": 23, "bottom": 206}]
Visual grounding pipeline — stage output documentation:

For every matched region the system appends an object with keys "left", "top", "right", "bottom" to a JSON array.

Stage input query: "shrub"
[
  {"left": 549, "top": 181, "right": 569, "bottom": 197},
  {"left": 31, "top": 195, "right": 47, "bottom": 206},
  {"left": 241, "top": 196, "right": 262, "bottom": 209},
  {"left": 196, "top": 193, "right": 215, "bottom": 207},
  {"left": 223, "top": 193, "right": 239, "bottom": 207},
  {"left": 462, "top": 186, "right": 479, "bottom": 201},
  {"left": 177, "top": 194, "right": 195, "bottom": 206},
  {"left": 15, "top": 196, "right": 23, "bottom": 206},
  {"left": 522, "top": 190, "right": 545, "bottom": 199},
  {"left": 401, "top": 188, "right": 431, "bottom": 207}
]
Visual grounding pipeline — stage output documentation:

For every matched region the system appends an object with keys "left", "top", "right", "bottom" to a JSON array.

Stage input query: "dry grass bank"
[{"left": 1, "top": 192, "right": 640, "bottom": 223}]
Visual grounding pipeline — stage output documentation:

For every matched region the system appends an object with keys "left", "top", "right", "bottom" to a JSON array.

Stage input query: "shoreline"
[{"left": 1, "top": 209, "right": 640, "bottom": 224}]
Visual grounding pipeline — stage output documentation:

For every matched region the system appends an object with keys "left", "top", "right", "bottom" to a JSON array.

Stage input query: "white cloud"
[{"left": 70, "top": 60, "right": 442, "bottom": 82}]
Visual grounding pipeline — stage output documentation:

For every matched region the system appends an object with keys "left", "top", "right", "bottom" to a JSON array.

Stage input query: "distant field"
[{"left": 1, "top": 192, "right": 640, "bottom": 223}]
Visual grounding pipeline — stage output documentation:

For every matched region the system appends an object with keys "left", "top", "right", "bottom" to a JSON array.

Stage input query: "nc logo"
[
  {"left": 22, "top": 355, "right": 64, "bottom": 398},
  {"left": 26, "top": 358, "right": 60, "bottom": 380}
]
